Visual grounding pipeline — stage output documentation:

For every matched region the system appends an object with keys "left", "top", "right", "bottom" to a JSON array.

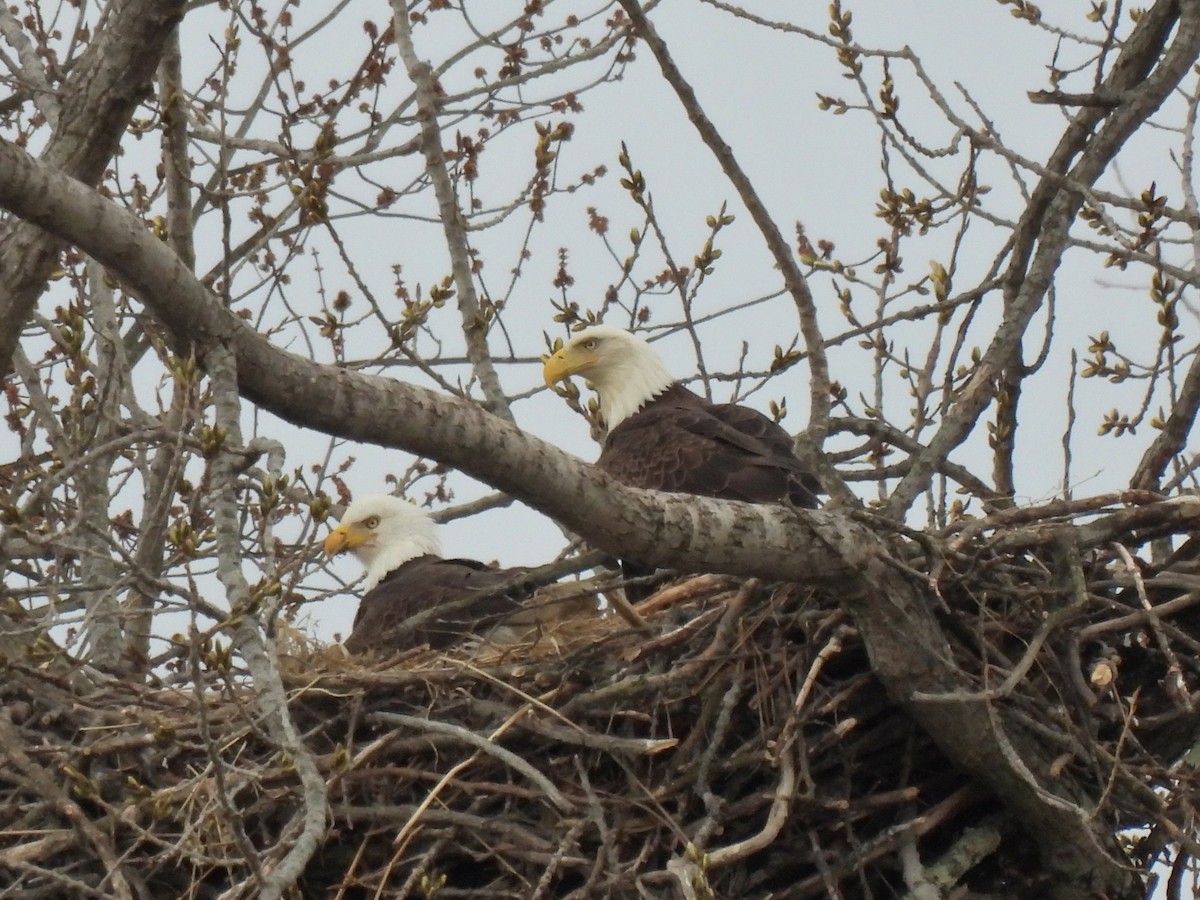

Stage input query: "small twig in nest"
[
  {"left": 369, "top": 711, "right": 574, "bottom": 813},
  {"left": 665, "top": 749, "right": 798, "bottom": 895},
  {"left": 1112, "top": 541, "right": 1194, "bottom": 711}
]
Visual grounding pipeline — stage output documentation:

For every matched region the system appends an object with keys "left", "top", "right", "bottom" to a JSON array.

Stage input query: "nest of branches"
[{"left": 3, "top": 497, "right": 1200, "bottom": 899}]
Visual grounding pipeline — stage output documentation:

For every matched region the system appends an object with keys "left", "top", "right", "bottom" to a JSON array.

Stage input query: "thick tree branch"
[
  {"left": 121, "top": 28, "right": 201, "bottom": 674},
  {"left": 74, "top": 262, "right": 126, "bottom": 672},
  {"left": 158, "top": 28, "right": 195, "bottom": 272},
  {"left": 1131, "top": 343, "right": 1200, "bottom": 490},
  {"left": 0, "top": 7, "right": 59, "bottom": 128},
  {"left": 207, "top": 347, "right": 327, "bottom": 900}
]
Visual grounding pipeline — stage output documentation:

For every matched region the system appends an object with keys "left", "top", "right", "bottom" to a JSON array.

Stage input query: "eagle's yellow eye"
[
  {"left": 364, "top": 515, "right": 380, "bottom": 528},
  {"left": 584, "top": 338, "right": 598, "bottom": 350}
]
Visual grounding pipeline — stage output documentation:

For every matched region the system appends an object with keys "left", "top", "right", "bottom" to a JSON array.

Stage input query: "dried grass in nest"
[{"left": 2, "top": 525, "right": 1200, "bottom": 899}]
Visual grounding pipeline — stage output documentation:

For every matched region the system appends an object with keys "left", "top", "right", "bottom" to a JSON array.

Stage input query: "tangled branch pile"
[{"left": 2, "top": 495, "right": 1200, "bottom": 898}]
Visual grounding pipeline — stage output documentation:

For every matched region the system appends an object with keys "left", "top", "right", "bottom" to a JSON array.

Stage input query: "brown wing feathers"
[
  {"left": 344, "top": 556, "right": 533, "bottom": 654},
  {"left": 597, "top": 384, "right": 819, "bottom": 507}
]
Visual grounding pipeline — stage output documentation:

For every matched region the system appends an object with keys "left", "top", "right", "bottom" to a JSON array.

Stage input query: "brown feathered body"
[
  {"left": 597, "top": 383, "right": 820, "bottom": 507},
  {"left": 344, "top": 555, "right": 532, "bottom": 654}
]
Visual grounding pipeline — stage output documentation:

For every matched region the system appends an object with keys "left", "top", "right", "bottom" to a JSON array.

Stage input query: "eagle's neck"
[
  {"left": 363, "top": 533, "right": 441, "bottom": 591},
  {"left": 595, "top": 349, "right": 676, "bottom": 430}
]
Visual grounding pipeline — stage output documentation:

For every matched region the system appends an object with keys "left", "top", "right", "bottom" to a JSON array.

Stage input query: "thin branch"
[
  {"left": 389, "top": 2, "right": 514, "bottom": 422},
  {"left": 616, "top": 0, "right": 834, "bottom": 451},
  {"left": 370, "top": 711, "right": 573, "bottom": 813},
  {"left": 207, "top": 346, "right": 328, "bottom": 900}
]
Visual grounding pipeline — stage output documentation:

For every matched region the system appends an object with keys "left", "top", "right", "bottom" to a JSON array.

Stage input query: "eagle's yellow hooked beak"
[
  {"left": 543, "top": 343, "right": 598, "bottom": 387},
  {"left": 323, "top": 521, "right": 372, "bottom": 557}
]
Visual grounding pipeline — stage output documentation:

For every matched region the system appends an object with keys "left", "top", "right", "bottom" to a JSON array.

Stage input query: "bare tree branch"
[
  {"left": 390, "top": 2, "right": 514, "bottom": 422},
  {"left": 1131, "top": 345, "right": 1200, "bottom": 490},
  {"left": 0, "top": 0, "right": 186, "bottom": 376},
  {"left": 885, "top": 0, "right": 1199, "bottom": 516},
  {"left": 206, "top": 346, "right": 328, "bottom": 900}
]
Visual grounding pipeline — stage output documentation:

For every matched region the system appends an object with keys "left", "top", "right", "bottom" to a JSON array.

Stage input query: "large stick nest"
[{"left": 2, "top": 498, "right": 1200, "bottom": 898}]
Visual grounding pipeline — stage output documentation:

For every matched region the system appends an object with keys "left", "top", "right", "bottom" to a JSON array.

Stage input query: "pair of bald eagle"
[{"left": 325, "top": 325, "right": 819, "bottom": 654}]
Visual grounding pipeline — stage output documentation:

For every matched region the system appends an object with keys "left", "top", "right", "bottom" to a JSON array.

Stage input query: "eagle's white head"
[
  {"left": 542, "top": 325, "right": 675, "bottom": 429},
  {"left": 323, "top": 495, "right": 441, "bottom": 589}
]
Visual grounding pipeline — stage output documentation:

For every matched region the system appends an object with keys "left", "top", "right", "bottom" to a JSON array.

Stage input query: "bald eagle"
[
  {"left": 544, "top": 325, "right": 819, "bottom": 593},
  {"left": 323, "top": 495, "right": 552, "bottom": 653}
]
